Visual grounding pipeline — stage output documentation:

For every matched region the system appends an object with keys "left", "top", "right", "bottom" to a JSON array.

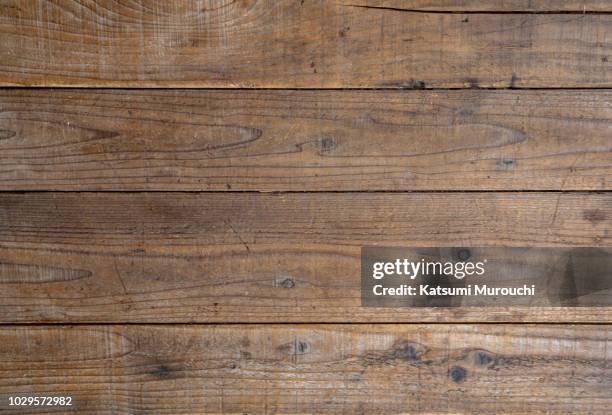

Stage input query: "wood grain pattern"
[
  {"left": 1, "top": 1, "right": 610, "bottom": 412},
  {"left": 345, "top": 0, "right": 612, "bottom": 12},
  {"left": 1, "top": 192, "right": 609, "bottom": 323},
  {"left": 1, "top": 89, "right": 610, "bottom": 191},
  {"left": 1, "top": 1, "right": 611, "bottom": 88},
  {"left": 0, "top": 324, "right": 609, "bottom": 414}
]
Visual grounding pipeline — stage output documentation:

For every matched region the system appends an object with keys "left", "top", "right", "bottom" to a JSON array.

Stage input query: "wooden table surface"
[{"left": 0, "top": 1, "right": 610, "bottom": 413}]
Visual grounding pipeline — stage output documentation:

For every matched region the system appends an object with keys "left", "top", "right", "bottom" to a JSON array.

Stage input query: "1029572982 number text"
[{"left": 7, "top": 396, "right": 73, "bottom": 407}]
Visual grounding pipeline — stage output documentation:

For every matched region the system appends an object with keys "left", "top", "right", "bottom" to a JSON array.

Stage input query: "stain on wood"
[
  {"left": 0, "top": 325, "right": 609, "bottom": 414},
  {"left": 0, "top": 1, "right": 610, "bottom": 87},
  {"left": 0, "top": 192, "right": 609, "bottom": 323},
  {"left": 0, "top": 89, "right": 610, "bottom": 190}
]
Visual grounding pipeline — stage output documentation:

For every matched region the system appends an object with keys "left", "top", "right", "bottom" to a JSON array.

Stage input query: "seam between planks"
[
  {"left": 0, "top": 190, "right": 610, "bottom": 194},
  {"left": 0, "top": 322, "right": 610, "bottom": 326},
  {"left": 2, "top": 87, "right": 612, "bottom": 90},
  {"left": 342, "top": 5, "right": 612, "bottom": 15}
]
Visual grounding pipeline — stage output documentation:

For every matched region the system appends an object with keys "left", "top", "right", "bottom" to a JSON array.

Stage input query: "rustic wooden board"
[
  {"left": 0, "top": 324, "right": 609, "bottom": 414},
  {"left": 1, "top": 89, "right": 610, "bottom": 191},
  {"left": 1, "top": 1, "right": 610, "bottom": 88},
  {"left": 1, "top": 192, "right": 609, "bottom": 323},
  {"left": 344, "top": 0, "right": 612, "bottom": 12}
]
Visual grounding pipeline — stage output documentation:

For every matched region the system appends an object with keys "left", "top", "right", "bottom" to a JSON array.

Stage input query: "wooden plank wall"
[{"left": 0, "top": 1, "right": 610, "bottom": 413}]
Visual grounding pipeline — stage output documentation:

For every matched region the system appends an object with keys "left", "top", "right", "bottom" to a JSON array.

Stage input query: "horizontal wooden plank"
[
  {"left": 345, "top": 0, "right": 612, "bottom": 12},
  {"left": 0, "top": 192, "right": 610, "bottom": 323},
  {"left": 0, "top": 89, "right": 610, "bottom": 191},
  {"left": 0, "top": 324, "right": 609, "bottom": 414},
  {"left": 0, "top": 2, "right": 610, "bottom": 88}
]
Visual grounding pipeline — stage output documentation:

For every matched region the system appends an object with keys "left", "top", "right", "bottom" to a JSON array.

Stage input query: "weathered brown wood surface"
[
  {"left": 1, "top": 192, "right": 609, "bottom": 323},
  {"left": 1, "top": 89, "right": 610, "bottom": 191},
  {"left": 1, "top": 1, "right": 611, "bottom": 412},
  {"left": 344, "top": 0, "right": 612, "bottom": 12},
  {"left": 1, "top": 1, "right": 611, "bottom": 88},
  {"left": 0, "top": 324, "right": 609, "bottom": 414}
]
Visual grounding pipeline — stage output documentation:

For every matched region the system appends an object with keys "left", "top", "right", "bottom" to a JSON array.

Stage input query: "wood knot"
[
  {"left": 296, "top": 340, "right": 309, "bottom": 354},
  {"left": 393, "top": 341, "right": 423, "bottom": 362},
  {"left": 471, "top": 350, "right": 496, "bottom": 368},
  {"left": 279, "top": 278, "right": 295, "bottom": 289},
  {"left": 277, "top": 339, "right": 310, "bottom": 356},
  {"left": 150, "top": 364, "right": 172, "bottom": 379},
  {"left": 339, "top": 26, "right": 350, "bottom": 37},
  {"left": 450, "top": 366, "right": 467, "bottom": 383},
  {"left": 319, "top": 136, "right": 337, "bottom": 153},
  {"left": 497, "top": 158, "right": 517, "bottom": 171}
]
